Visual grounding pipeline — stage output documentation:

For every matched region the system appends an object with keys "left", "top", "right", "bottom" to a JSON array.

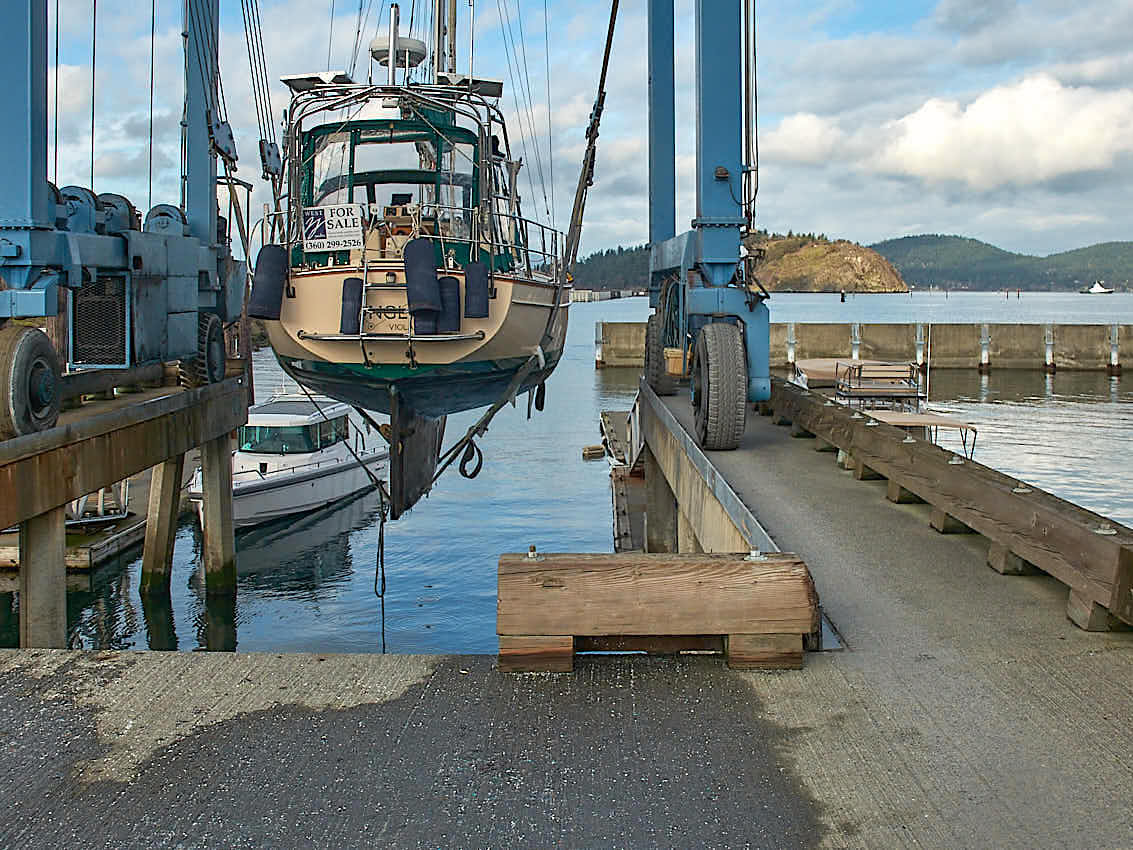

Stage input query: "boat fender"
[
  {"left": 535, "top": 382, "right": 546, "bottom": 411},
  {"left": 248, "top": 244, "right": 287, "bottom": 320},
  {"left": 437, "top": 276, "right": 461, "bottom": 333},
  {"left": 403, "top": 237, "right": 442, "bottom": 313},
  {"left": 459, "top": 440, "right": 483, "bottom": 479},
  {"left": 340, "top": 277, "right": 364, "bottom": 335},
  {"left": 464, "top": 261, "right": 490, "bottom": 318},
  {"left": 413, "top": 311, "right": 438, "bottom": 335}
]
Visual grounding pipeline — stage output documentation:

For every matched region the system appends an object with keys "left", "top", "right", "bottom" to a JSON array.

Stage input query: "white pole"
[{"left": 388, "top": 3, "right": 400, "bottom": 86}]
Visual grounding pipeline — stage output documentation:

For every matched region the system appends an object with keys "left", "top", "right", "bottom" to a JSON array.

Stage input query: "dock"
[{"left": 596, "top": 320, "right": 1132, "bottom": 373}]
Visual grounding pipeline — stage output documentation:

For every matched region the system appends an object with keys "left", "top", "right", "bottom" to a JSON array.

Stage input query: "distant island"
[
  {"left": 571, "top": 233, "right": 1133, "bottom": 293},
  {"left": 572, "top": 232, "right": 907, "bottom": 293},
  {"left": 869, "top": 235, "right": 1133, "bottom": 291}
]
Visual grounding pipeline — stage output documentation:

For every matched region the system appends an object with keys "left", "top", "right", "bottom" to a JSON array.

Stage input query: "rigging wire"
[
  {"left": 148, "top": 0, "right": 158, "bottom": 211},
  {"left": 544, "top": 0, "right": 554, "bottom": 230},
  {"left": 90, "top": 0, "right": 97, "bottom": 187},
  {"left": 496, "top": 0, "right": 549, "bottom": 221},
  {"left": 327, "top": 0, "right": 336, "bottom": 70},
  {"left": 53, "top": 0, "right": 59, "bottom": 185},
  {"left": 509, "top": 0, "right": 550, "bottom": 217},
  {"left": 493, "top": 0, "right": 540, "bottom": 223}
]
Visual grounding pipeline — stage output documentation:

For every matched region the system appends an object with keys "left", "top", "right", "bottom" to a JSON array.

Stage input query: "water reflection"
[{"left": 926, "top": 370, "right": 1132, "bottom": 526}]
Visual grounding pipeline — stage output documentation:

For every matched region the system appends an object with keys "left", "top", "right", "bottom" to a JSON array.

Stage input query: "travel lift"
[
  {"left": 0, "top": 0, "right": 249, "bottom": 439},
  {"left": 644, "top": 0, "right": 768, "bottom": 450}
]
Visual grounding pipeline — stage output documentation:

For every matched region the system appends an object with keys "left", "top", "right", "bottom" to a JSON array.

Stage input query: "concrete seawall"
[{"left": 597, "top": 321, "right": 1131, "bottom": 372}]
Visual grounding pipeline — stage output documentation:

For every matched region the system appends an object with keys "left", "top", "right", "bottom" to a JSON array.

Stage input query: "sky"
[{"left": 45, "top": 0, "right": 1133, "bottom": 258}]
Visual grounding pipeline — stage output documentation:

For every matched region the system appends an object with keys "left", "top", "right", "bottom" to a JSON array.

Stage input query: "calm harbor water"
[{"left": 2, "top": 293, "right": 1129, "bottom": 652}]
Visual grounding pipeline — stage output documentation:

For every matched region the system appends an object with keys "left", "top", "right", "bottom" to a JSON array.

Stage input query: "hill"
[
  {"left": 870, "top": 235, "right": 1133, "bottom": 290},
  {"left": 748, "top": 235, "right": 906, "bottom": 292},
  {"left": 571, "top": 234, "right": 907, "bottom": 293}
]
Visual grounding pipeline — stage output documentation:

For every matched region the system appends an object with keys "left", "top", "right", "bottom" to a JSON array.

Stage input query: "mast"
[
  {"left": 388, "top": 3, "right": 400, "bottom": 86},
  {"left": 447, "top": 0, "right": 457, "bottom": 74},
  {"left": 433, "top": 0, "right": 446, "bottom": 80}
]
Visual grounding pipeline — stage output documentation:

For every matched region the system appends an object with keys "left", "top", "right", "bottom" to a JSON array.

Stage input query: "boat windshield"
[
  {"left": 239, "top": 417, "right": 349, "bottom": 454},
  {"left": 239, "top": 425, "right": 318, "bottom": 454}
]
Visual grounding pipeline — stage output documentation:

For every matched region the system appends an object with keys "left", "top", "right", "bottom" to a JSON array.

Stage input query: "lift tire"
[
  {"left": 692, "top": 321, "right": 747, "bottom": 451},
  {"left": 645, "top": 312, "right": 675, "bottom": 396},
  {"left": 0, "top": 324, "right": 61, "bottom": 440},
  {"left": 179, "top": 313, "right": 226, "bottom": 388}
]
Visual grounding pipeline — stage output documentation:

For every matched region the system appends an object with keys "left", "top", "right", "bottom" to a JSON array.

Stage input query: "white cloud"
[
  {"left": 870, "top": 74, "right": 1133, "bottom": 190},
  {"left": 762, "top": 113, "right": 845, "bottom": 165}
]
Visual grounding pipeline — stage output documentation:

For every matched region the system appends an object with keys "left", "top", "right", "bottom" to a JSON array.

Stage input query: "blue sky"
[{"left": 46, "top": 0, "right": 1133, "bottom": 257}]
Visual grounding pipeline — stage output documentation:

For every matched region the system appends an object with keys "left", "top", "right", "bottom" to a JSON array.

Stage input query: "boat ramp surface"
[{"left": 1, "top": 389, "right": 1131, "bottom": 847}]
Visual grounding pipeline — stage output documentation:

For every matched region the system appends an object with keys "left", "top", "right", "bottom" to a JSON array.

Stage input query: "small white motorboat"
[
  {"left": 189, "top": 392, "right": 388, "bottom": 529},
  {"left": 1079, "top": 281, "right": 1114, "bottom": 294}
]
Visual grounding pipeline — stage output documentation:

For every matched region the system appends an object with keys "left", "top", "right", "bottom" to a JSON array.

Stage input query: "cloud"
[
  {"left": 933, "top": 0, "right": 1018, "bottom": 35},
  {"left": 762, "top": 113, "right": 845, "bottom": 165},
  {"left": 869, "top": 74, "right": 1133, "bottom": 190}
]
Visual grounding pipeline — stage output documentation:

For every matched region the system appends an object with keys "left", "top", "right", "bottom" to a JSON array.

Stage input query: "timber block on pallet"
[{"left": 497, "top": 553, "right": 820, "bottom": 673}]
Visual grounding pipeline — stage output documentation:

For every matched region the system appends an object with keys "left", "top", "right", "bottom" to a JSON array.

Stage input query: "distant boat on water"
[{"left": 1079, "top": 281, "right": 1114, "bottom": 294}]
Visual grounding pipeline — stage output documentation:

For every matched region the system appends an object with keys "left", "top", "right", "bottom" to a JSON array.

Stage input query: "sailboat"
[{"left": 249, "top": 1, "right": 611, "bottom": 517}]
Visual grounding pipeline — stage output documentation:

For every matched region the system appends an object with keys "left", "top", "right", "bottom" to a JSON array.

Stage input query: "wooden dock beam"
[{"left": 1, "top": 378, "right": 247, "bottom": 647}]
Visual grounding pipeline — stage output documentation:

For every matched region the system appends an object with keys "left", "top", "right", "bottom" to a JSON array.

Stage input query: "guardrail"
[{"left": 768, "top": 378, "right": 1132, "bottom": 630}]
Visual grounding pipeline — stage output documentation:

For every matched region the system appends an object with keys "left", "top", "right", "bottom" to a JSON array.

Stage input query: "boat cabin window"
[
  {"left": 318, "top": 417, "right": 349, "bottom": 447},
  {"left": 239, "top": 425, "right": 318, "bottom": 454}
]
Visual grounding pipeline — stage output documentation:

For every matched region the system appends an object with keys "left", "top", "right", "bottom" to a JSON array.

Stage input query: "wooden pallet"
[{"left": 497, "top": 552, "right": 820, "bottom": 672}]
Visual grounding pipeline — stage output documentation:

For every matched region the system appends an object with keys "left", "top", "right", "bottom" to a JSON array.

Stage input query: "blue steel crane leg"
[
  {"left": 0, "top": 0, "right": 56, "bottom": 317},
  {"left": 647, "top": 0, "right": 675, "bottom": 308}
]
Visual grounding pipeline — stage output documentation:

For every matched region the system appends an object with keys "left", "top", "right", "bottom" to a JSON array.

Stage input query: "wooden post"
[
  {"left": 853, "top": 459, "right": 884, "bottom": 481},
  {"left": 18, "top": 506, "right": 67, "bottom": 648},
  {"left": 1066, "top": 589, "right": 1113, "bottom": 632},
  {"left": 886, "top": 479, "right": 923, "bottom": 504},
  {"left": 140, "top": 455, "right": 186, "bottom": 594},
  {"left": 987, "top": 542, "right": 1038, "bottom": 576},
  {"left": 644, "top": 446, "right": 678, "bottom": 554},
  {"left": 200, "top": 434, "right": 236, "bottom": 595},
  {"left": 930, "top": 507, "right": 974, "bottom": 534}
]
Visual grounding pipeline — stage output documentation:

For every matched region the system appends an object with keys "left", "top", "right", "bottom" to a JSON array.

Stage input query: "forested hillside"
[{"left": 871, "top": 235, "right": 1133, "bottom": 290}]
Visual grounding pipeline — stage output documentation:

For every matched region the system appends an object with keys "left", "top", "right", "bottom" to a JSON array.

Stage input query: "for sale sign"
[{"left": 302, "top": 204, "right": 365, "bottom": 252}]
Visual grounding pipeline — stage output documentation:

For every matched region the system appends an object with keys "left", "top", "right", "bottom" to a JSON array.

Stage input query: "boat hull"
[
  {"left": 264, "top": 261, "right": 569, "bottom": 418},
  {"left": 191, "top": 451, "right": 388, "bottom": 529}
]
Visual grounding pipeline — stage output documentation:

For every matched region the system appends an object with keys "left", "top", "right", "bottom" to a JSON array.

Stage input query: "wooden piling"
[
  {"left": 140, "top": 454, "right": 185, "bottom": 594},
  {"left": 200, "top": 434, "right": 236, "bottom": 594},
  {"left": 18, "top": 507, "right": 67, "bottom": 648}
]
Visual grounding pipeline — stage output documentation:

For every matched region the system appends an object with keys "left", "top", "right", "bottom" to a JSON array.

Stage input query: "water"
[{"left": 1, "top": 294, "right": 1129, "bottom": 652}]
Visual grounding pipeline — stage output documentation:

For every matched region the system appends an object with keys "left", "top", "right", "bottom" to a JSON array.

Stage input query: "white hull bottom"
[{"left": 193, "top": 454, "right": 388, "bottom": 530}]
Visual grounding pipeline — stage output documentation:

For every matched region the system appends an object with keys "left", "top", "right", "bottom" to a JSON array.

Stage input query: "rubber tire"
[
  {"left": 692, "top": 322, "right": 747, "bottom": 451},
  {"left": 0, "top": 324, "right": 61, "bottom": 439},
  {"left": 179, "top": 313, "right": 226, "bottom": 387},
  {"left": 645, "top": 312, "right": 675, "bottom": 396}
]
